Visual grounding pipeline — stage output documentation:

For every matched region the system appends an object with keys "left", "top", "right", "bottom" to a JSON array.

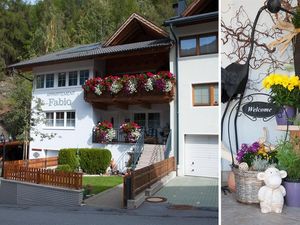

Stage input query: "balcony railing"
[{"left": 92, "top": 127, "right": 165, "bottom": 144}]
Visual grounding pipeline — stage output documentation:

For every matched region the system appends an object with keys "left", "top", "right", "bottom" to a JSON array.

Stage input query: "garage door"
[{"left": 185, "top": 135, "right": 218, "bottom": 177}]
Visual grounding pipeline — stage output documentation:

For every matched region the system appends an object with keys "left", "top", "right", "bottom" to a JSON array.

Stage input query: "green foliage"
[
  {"left": 293, "top": 7, "right": 300, "bottom": 28},
  {"left": 276, "top": 139, "right": 300, "bottom": 181},
  {"left": 252, "top": 156, "right": 272, "bottom": 171},
  {"left": 58, "top": 148, "right": 79, "bottom": 171},
  {"left": 79, "top": 148, "right": 112, "bottom": 174},
  {"left": 56, "top": 164, "right": 72, "bottom": 172}
]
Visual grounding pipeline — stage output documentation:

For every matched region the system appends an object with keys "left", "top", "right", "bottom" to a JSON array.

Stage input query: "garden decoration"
[
  {"left": 221, "top": 0, "right": 296, "bottom": 152},
  {"left": 257, "top": 167, "right": 287, "bottom": 213}
]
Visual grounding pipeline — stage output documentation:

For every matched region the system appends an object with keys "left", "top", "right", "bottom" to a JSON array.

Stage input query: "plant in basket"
[
  {"left": 94, "top": 121, "right": 115, "bottom": 143},
  {"left": 120, "top": 122, "right": 141, "bottom": 143},
  {"left": 234, "top": 141, "right": 278, "bottom": 204}
]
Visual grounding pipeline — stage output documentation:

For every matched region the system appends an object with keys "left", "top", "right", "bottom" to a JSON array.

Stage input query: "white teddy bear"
[{"left": 257, "top": 167, "right": 287, "bottom": 213}]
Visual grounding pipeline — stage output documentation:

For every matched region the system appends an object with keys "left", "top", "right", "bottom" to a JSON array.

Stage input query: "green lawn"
[{"left": 83, "top": 176, "right": 123, "bottom": 195}]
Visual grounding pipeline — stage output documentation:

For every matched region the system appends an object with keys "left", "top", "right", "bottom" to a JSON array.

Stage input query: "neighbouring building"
[
  {"left": 9, "top": 0, "right": 219, "bottom": 177},
  {"left": 165, "top": 0, "right": 219, "bottom": 177}
]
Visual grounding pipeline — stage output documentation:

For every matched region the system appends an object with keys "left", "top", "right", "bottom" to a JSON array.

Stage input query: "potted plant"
[
  {"left": 262, "top": 73, "right": 300, "bottom": 125},
  {"left": 120, "top": 122, "right": 141, "bottom": 143},
  {"left": 234, "top": 141, "right": 277, "bottom": 203},
  {"left": 94, "top": 121, "right": 116, "bottom": 143},
  {"left": 276, "top": 138, "right": 300, "bottom": 207}
]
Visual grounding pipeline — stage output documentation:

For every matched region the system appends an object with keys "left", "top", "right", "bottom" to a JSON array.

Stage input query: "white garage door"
[{"left": 185, "top": 135, "right": 218, "bottom": 177}]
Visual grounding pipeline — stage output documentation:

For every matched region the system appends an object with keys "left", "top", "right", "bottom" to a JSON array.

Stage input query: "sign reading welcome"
[{"left": 242, "top": 101, "right": 279, "bottom": 118}]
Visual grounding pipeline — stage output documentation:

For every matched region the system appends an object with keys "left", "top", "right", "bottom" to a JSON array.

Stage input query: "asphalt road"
[{"left": 0, "top": 203, "right": 218, "bottom": 225}]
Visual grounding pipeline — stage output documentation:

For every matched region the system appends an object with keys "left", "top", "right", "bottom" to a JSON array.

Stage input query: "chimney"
[{"left": 173, "top": 0, "right": 187, "bottom": 16}]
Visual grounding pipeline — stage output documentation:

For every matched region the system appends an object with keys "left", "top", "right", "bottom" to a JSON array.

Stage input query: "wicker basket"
[{"left": 233, "top": 167, "right": 263, "bottom": 204}]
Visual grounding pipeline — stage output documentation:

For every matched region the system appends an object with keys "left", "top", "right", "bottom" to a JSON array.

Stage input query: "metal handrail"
[
  {"left": 112, "top": 150, "right": 131, "bottom": 174},
  {"left": 164, "top": 130, "right": 172, "bottom": 159},
  {"left": 131, "top": 129, "right": 145, "bottom": 170}
]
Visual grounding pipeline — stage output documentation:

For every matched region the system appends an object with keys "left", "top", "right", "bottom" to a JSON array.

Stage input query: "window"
[
  {"left": 180, "top": 37, "right": 197, "bottom": 56},
  {"left": 45, "top": 112, "right": 54, "bottom": 127},
  {"left": 80, "top": 70, "right": 89, "bottom": 85},
  {"left": 134, "top": 113, "right": 146, "bottom": 128},
  {"left": 193, "top": 83, "right": 218, "bottom": 106},
  {"left": 36, "top": 75, "right": 44, "bottom": 89},
  {"left": 55, "top": 112, "right": 65, "bottom": 127},
  {"left": 148, "top": 113, "right": 160, "bottom": 128},
  {"left": 44, "top": 111, "right": 76, "bottom": 128},
  {"left": 66, "top": 112, "right": 76, "bottom": 127},
  {"left": 180, "top": 33, "right": 218, "bottom": 57},
  {"left": 69, "top": 71, "right": 78, "bottom": 86},
  {"left": 46, "top": 74, "right": 54, "bottom": 88},
  {"left": 58, "top": 72, "right": 66, "bottom": 87}
]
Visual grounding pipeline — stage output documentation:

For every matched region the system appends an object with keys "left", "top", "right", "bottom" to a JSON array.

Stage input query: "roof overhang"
[{"left": 164, "top": 11, "right": 218, "bottom": 27}]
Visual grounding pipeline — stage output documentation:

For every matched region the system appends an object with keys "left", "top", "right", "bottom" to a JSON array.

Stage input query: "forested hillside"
[{"left": 0, "top": 0, "right": 192, "bottom": 138}]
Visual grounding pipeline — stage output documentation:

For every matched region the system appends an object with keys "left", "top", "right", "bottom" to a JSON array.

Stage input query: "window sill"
[{"left": 43, "top": 127, "right": 76, "bottom": 131}]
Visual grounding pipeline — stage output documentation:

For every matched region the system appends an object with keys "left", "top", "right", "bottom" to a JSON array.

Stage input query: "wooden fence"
[
  {"left": 123, "top": 157, "right": 175, "bottom": 207},
  {"left": 4, "top": 157, "right": 58, "bottom": 168},
  {"left": 4, "top": 166, "right": 82, "bottom": 190}
]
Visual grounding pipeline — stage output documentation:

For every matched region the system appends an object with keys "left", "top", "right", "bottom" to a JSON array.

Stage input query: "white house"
[
  {"left": 165, "top": 0, "right": 219, "bottom": 177},
  {"left": 9, "top": 0, "right": 219, "bottom": 177}
]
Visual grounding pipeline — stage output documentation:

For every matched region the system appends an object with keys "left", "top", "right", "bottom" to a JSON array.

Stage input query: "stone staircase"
[{"left": 135, "top": 144, "right": 164, "bottom": 170}]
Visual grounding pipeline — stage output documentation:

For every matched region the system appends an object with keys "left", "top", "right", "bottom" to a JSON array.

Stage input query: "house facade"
[
  {"left": 166, "top": 0, "right": 219, "bottom": 177},
  {"left": 9, "top": 0, "right": 219, "bottom": 177}
]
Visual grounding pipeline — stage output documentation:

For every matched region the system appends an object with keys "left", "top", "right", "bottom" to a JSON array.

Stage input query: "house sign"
[
  {"left": 48, "top": 98, "right": 72, "bottom": 107},
  {"left": 242, "top": 101, "right": 279, "bottom": 118}
]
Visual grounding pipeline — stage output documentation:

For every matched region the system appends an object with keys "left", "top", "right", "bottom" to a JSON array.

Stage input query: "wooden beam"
[
  {"left": 92, "top": 103, "right": 107, "bottom": 110},
  {"left": 139, "top": 103, "right": 151, "bottom": 109},
  {"left": 113, "top": 102, "right": 128, "bottom": 110}
]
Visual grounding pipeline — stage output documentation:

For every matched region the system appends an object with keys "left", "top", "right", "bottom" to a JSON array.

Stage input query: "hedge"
[
  {"left": 56, "top": 164, "right": 72, "bottom": 172},
  {"left": 58, "top": 149, "right": 79, "bottom": 171},
  {"left": 79, "top": 148, "right": 112, "bottom": 174}
]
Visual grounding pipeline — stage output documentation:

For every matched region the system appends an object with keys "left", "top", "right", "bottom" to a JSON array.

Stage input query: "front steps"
[{"left": 135, "top": 144, "right": 164, "bottom": 170}]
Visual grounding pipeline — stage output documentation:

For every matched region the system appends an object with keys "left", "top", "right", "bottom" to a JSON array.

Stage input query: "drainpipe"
[{"left": 169, "top": 24, "right": 179, "bottom": 170}]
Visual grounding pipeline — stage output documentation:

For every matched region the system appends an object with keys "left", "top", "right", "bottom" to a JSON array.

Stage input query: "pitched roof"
[
  {"left": 164, "top": 0, "right": 218, "bottom": 26},
  {"left": 103, "top": 13, "right": 169, "bottom": 47},
  {"left": 9, "top": 38, "right": 172, "bottom": 70}
]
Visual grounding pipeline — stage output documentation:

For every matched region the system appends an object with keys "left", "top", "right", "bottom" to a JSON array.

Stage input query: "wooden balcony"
[{"left": 84, "top": 88, "right": 175, "bottom": 110}]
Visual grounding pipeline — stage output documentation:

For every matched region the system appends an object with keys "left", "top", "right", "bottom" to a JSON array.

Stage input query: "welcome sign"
[{"left": 242, "top": 101, "right": 279, "bottom": 118}]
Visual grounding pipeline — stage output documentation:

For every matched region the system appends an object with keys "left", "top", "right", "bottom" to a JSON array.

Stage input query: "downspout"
[{"left": 169, "top": 24, "right": 179, "bottom": 169}]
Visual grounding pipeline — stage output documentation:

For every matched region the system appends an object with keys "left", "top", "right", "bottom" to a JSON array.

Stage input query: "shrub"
[
  {"left": 56, "top": 164, "right": 72, "bottom": 172},
  {"left": 79, "top": 148, "right": 112, "bottom": 174},
  {"left": 58, "top": 149, "right": 79, "bottom": 171}
]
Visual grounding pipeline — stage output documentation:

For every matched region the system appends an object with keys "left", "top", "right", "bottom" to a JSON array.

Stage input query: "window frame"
[
  {"left": 179, "top": 32, "right": 218, "bottom": 57},
  {"left": 58, "top": 72, "right": 66, "bottom": 87},
  {"left": 45, "top": 74, "right": 54, "bottom": 88},
  {"left": 36, "top": 74, "right": 45, "bottom": 89},
  {"left": 79, "top": 70, "right": 89, "bottom": 85},
  {"left": 192, "top": 83, "right": 219, "bottom": 107},
  {"left": 44, "top": 111, "right": 76, "bottom": 128},
  {"left": 68, "top": 71, "right": 78, "bottom": 86}
]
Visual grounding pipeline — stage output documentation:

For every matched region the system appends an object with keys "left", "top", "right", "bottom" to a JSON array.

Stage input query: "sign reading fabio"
[
  {"left": 242, "top": 102, "right": 279, "bottom": 118},
  {"left": 48, "top": 98, "right": 72, "bottom": 106}
]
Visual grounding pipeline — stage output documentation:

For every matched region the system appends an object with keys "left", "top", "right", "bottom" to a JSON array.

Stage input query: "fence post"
[
  {"left": 37, "top": 169, "right": 40, "bottom": 184},
  {"left": 123, "top": 175, "right": 132, "bottom": 208}
]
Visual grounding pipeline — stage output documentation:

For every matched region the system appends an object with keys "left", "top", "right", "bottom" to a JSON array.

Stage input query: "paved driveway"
[{"left": 152, "top": 176, "right": 218, "bottom": 209}]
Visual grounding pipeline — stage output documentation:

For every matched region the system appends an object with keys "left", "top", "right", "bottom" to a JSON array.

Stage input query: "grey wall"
[{"left": 0, "top": 179, "right": 83, "bottom": 206}]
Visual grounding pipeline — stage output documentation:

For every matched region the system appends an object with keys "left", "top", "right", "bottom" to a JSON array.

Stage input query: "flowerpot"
[
  {"left": 283, "top": 180, "right": 300, "bottom": 207},
  {"left": 227, "top": 171, "right": 236, "bottom": 192},
  {"left": 294, "top": 34, "right": 300, "bottom": 76},
  {"left": 275, "top": 106, "right": 296, "bottom": 125}
]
